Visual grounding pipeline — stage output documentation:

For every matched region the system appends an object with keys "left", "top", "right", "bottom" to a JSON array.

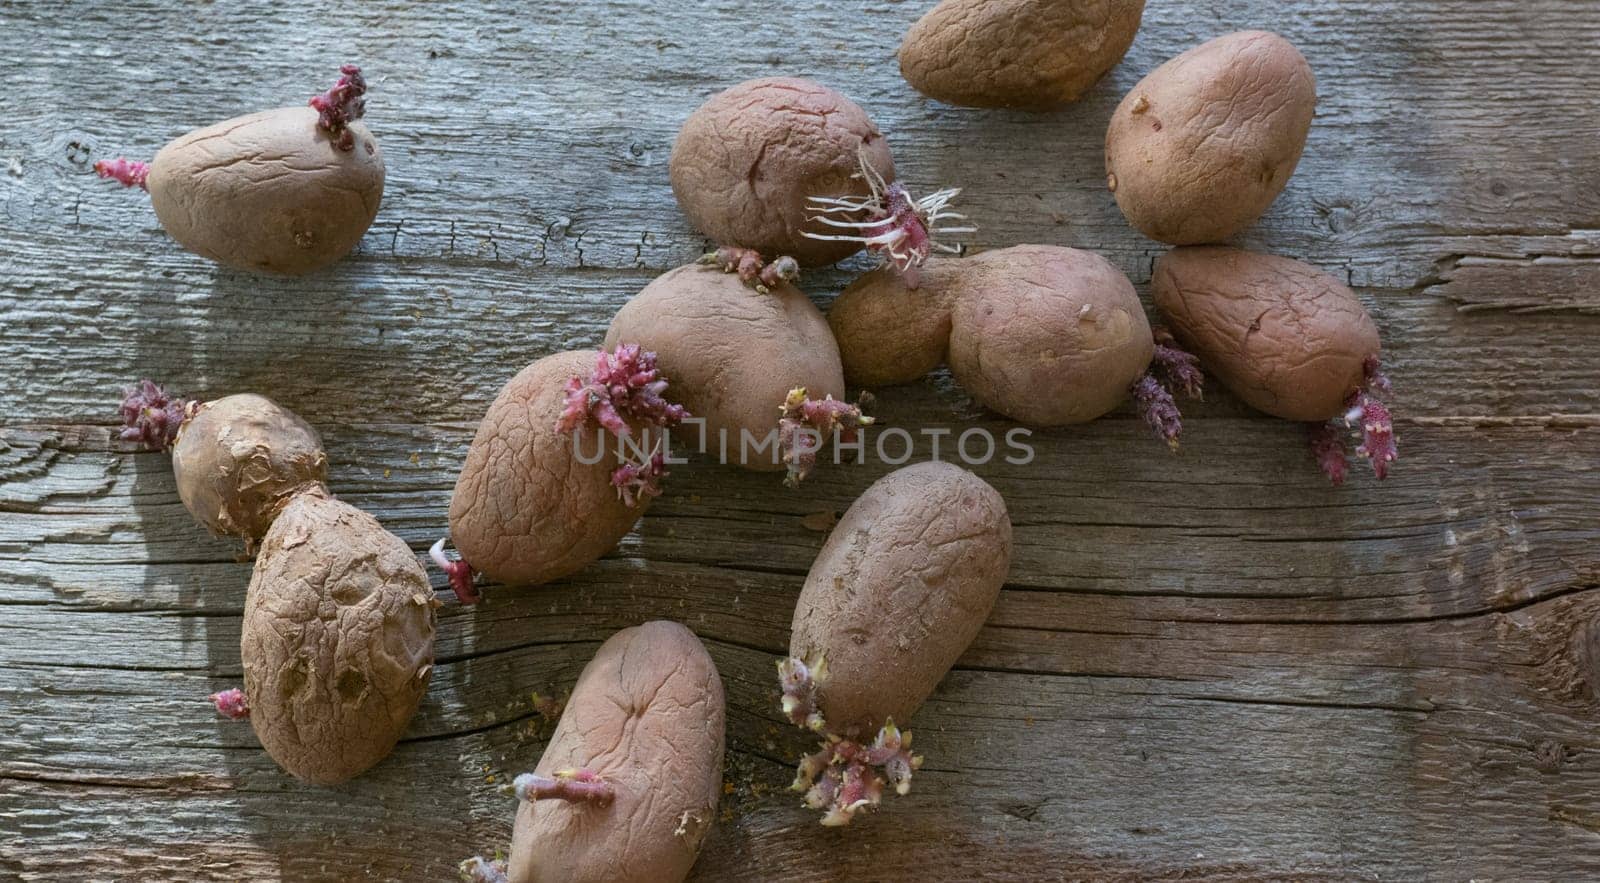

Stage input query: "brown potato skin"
[
  {"left": 668, "top": 78, "right": 895, "bottom": 267},
  {"left": 170, "top": 393, "right": 328, "bottom": 543},
  {"left": 947, "top": 245, "right": 1153, "bottom": 425},
  {"left": 829, "top": 263, "right": 959, "bottom": 388},
  {"left": 1104, "top": 31, "right": 1315, "bottom": 244},
  {"left": 450, "top": 351, "right": 646, "bottom": 587},
  {"left": 900, "top": 0, "right": 1147, "bottom": 110},
  {"left": 148, "top": 106, "right": 384, "bottom": 274},
  {"left": 242, "top": 490, "right": 435, "bottom": 785},
  {"left": 605, "top": 264, "right": 846, "bottom": 471},
  {"left": 509, "top": 621, "right": 725, "bottom": 883},
  {"left": 790, "top": 462, "right": 1011, "bottom": 738},
  {"left": 1153, "top": 246, "right": 1379, "bottom": 422}
]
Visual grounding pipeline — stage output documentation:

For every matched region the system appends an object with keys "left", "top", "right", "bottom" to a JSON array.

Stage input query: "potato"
[
  {"left": 948, "top": 245, "right": 1153, "bottom": 425},
  {"left": 1105, "top": 31, "right": 1315, "bottom": 244},
  {"left": 829, "top": 262, "right": 958, "bottom": 388},
  {"left": 508, "top": 621, "right": 725, "bottom": 883},
  {"left": 900, "top": 0, "right": 1146, "bottom": 109},
  {"left": 169, "top": 393, "right": 328, "bottom": 543},
  {"left": 669, "top": 77, "right": 895, "bottom": 267},
  {"left": 1153, "top": 246, "right": 1380, "bottom": 422},
  {"left": 450, "top": 350, "right": 647, "bottom": 587},
  {"left": 242, "top": 490, "right": 436, "bottom": 785},
  {"left": 605, "top": 264, "right": 846, "bottom": 471}
]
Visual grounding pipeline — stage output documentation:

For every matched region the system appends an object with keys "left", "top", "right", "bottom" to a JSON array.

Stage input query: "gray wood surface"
[{"left": 4, "top": 1, "right": 1600, "bottom": 880}]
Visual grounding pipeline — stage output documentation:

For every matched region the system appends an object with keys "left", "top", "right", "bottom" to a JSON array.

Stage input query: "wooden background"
[{"left": 4, "top": 1, "right": 1599, "bottom": 880}]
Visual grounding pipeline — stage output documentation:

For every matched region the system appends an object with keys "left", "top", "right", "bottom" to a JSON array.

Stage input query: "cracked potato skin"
[
  {"left": 1153, "top": 246, "right": 1380, "bottom": 422},
  {"left": 241, "top": 491, "right": 436, "bottom": 785},
  {"left": 1104, "top": 31, "right": 1315, "bottom": 245},
  {"left": 170, "top": 393, "right": 328, "bottom": 543},
  {"left": 948, "top": 245, "right": 1153, "bottom": 426},
  {"left": 790, "top": 462, "right": 1011, "bottom": 739},
  {"left": 668, "top": 77, "right": 895, "bottom": 267},
  {"left": 508, "top": 621, "right": 725, "bottom": 883},
  {"left": 148, "top": 106, "right": 384, "bottom": 274},
  {"left": 449, "top": 350, "right": 646, "bottom": 587},
  {"left": 899, "top": 0, "right": 1146, "bottom": 110},
  {"left": 828, "top": 262, "right": 960, "bottom": 388},
  {"left": 605, "top": 264, "right": 846, "bottom": 471}
]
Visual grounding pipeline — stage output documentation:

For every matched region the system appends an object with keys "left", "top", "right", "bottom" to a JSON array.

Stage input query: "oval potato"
[
  {"left": 148, "top": 106, "right": 384, "bottom": 274},
  {"left": 509, "top": 621, "right": 725, "bottom": 883},
  {"left": 1105, "top": 31, "right": 1315, "bottom": 244},
  {"left": 171, "top": 393, "right": 328, "bottom": 543},
  {"left": 828, "top": 263, "right": 960, "bottom": 388},
  {"left": 1153, "top": 246, "right": 1380, "bottom": 422},
  {"left": 900, "top": 0, "right": 1146, "bottom": 109},
  {"left": 790, "top": 461, "right": 1011, "bottom": 738}
]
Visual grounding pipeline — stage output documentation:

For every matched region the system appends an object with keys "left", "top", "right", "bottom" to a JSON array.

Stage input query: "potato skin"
[
  {"left": 242, "top": 490, "right": 435, "bottom": 785},
  {"left": 947, "top": 245, "right": 1153, "bottom": 425},
  {"left": 900, "top": 0, "right": 1146, "bottom": 110},
  {"left": 791, "top": 462, "right": 1011, "bottom": 738},
  {"left": 450, "top": 351, "right": 645, "bottom": 587},
  {"left": 509, "top": 621, "right": 725, "bottom": 883},
  {"left": 669, "top": 78, "right": 895, "bottom": 267},
  {"left": 1153, "top": 246, "right": 1379, "bottom": 422},
  {"left": 1104, "top": 31, "right": 1315, "bottom": 244},
  {"left": 148, "top": 106, "right": 384, "bottom": 274},
  {"left": 605, "top": 264, "right": 846, "bottom": 471},
  {"left": 170, "top": 393, "right": 328, "bottom": 543},
  {"left": 829, "top": 263, "right": 958, "bottom": 388}
]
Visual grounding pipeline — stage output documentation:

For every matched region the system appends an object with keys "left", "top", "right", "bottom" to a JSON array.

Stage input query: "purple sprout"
[
  {"left": 512, "top": 768, "right": 615, "bottom": 806},
  {"left": 1150, "top": 328, "right": 1204, "bottom": 399},
  {"left": 556, "top": 344, "right": 689, "bottom": 439},
  {"left": 1131, "top": 375, "right": 1183, "bottom": 451},
  {"left": 94, "top": 157, "right": 151, "bottom": 190},
  {"left": 1130, "top": 329, "right": 1204, "bottom": 451},
  {"left": 118, "top": 380, "right": 195, "bottom": 450},
  {"left": 429, "top": 538, "right": 482, "bottom": 605},
  {"left": 1306, "top": 356, "right": 1398, "bottom": 483},
  {"left": 308, "top": 64, "right": 368, "bottom": 151},
  {"left": 792, "top": 722, "right": 923, "bottom": 827},
  {"left": 458, "top": 856, "right": 509, "bottom": 883},
  {"left": 1308, "top": 421, "right": 1349, "bottom": 485},
  {"left": 611, "top": 447, "right": 669, "bottom": 508},
  {"left": 778, "top": 388, "right": 875, "bottom": 488},
  {"left": 700, "top": 246, "right": 801, "bottom": 293},
  {"left": 209, "top": 687, "right": 250, "bottom": 720}
]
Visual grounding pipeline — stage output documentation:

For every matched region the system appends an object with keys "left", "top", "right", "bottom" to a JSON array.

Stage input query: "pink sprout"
[
  {"left": 778, "top": 388, "right": 874, "bottom": 488},
  {"left": 118, "top": 379, "right": 194, "bottom": 450},
  {"left": 778, "top": 656, "right": 826, "bottom": 732},
  {"left": 1305, "top": 356, "right": 1398, "bottom": 483},
  {"left": 458, "top": 857, "right": 508, "bottom": 883},
  {"left": 611, "top": 448, "right": 669, "bottom": 508},
  {"left": 700, "top": 246, "right": 801, "bottom": 293},
  {"left": 792, "top": 721, "right": 923, "bottom": 827},
  {"left": 556, "top": 345, "right": 689, "bottom": 439},
  {"left": 210, "top": 688, "right": 249, "bottom": 720},
  {"left": 94, "top": 157, "right": 150, "bottom": 190},
  {"left": 308, "top": 64, "right": 368, "bottom": 151},
  {"left": 1308, "top": 421, "right": 1349, "bottom": 486},
  {"left": 429, "top": 538, "right": 482, "bottom": 605},
  {"left": 1347, "top": 392, "right": 1397, "bottom": 480},
  {"left": 512, "top": 768, "right": 615, "bottom": 806}
]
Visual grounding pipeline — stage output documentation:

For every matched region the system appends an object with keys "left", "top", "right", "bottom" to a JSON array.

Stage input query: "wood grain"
[{"left": 3, "top": 0, "right": 1600, "bottom": 880}]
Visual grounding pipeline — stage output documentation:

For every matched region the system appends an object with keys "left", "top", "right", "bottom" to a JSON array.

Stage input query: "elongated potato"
[
  {"left": 900, "top": 0, "right": 1146, "bottom": 109},
  {"left": 1105, "top": 31, "right": 1315, "bottom": 244},
  {"left": 508, "top": 621, "right": 725, "bottom": 883},
  {"left": 242, "top": 490, "right": 436, "bottom": 785},
  {"left": 828, "top": 263, "right": 958, "bottom": 388}
]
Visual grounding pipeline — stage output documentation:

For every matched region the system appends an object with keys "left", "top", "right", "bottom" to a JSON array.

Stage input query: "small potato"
[
  {"left": 948, "top": 245, "right": 1153, "bottom": 425},
  {"left": 900, "top": 0, "right": 1146, "bottom": 109},
  {"left": 828, "top": 262, "right": 958, "bottom": 388},
  {"left": 508, "top": 621, "right": 725, "bottom": 883},
  {"left": 450, "top": 351, "right": 647, "bottom": 587},
  {"left": 669, "top": 78, "right": 895, "bottom": 267},
  {"left": 1105, "top": 31, "right": 1315, "bottom": 244},
  {"left": 170, "top": 393, "right": 328, "bottom": 543},
  {"left": 1153, "top": 246, "right": 1380, "bottom": 422},
  {"left": 605, "top": 264, "right": 846, "bottom": 471},
  {"left": 242, "top": 490, "right": 436, "bottom": 785}
]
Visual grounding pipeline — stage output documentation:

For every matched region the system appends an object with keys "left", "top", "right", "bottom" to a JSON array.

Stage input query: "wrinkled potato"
[
  {"left": 605, "top": 264, "right": 846, "bottom": 471},
  {"left": 147, "top": 106, "right": 384, "bottom": 274},
  {"left": 829, "top": 262, "right": 959, "bottom": 388},
  {"left": 450, "top": 350, "right": 646, "bottom": 586},
  {"left": 509, "top": 621, "right": 725, "bottom": 883},
  {"left": 1153, "top": 246, "right": 1380, "bottom": 421},
  {"left": 669, "top": 77, "right": 895, "bottom": 267},
  {"left": 791, "top": 461, "right": 1011, "bottom": 738},
  {"left": 1105, "top": 30, "right": 1315, "bottom": 244},
  {"left": 948, "top": 245, "right": 1153, "bottom": 425},
  {"left": 242, "top": 490, "right": 436, "bottom": 785},
  {"left": 170, "top": 393, "right": 328, "bottom": 543},
  {"left": 900, "top": 0, "right": 1146, "bottom": 109}
]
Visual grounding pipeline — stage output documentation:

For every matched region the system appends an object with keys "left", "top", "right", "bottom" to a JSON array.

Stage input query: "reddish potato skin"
[
  {"left": 170, "top": 393, "right": 328, "bottom": 543},
  {"left": 829, "top": 263, "right": 959, "bottom": 388},
  {"left": 1153, "top": 247, "right": 1380, "bottom": 422},
  {"left": 948, "top": 245, "right": 1153, "bottom": 425},
  {"left": 450, "top": 351, "right": 645, "bottom": 587},
  {"left": 669, "top": 78, "right": 895, "bottom": 267},
  {"left": 790, "top": 462, "right": 1011, "bottom": 738},
  {"left": 242, "top": 491, "right": 435, "bottom": 785},
  {"left": 900, "top": 0, "right": 1147, "bottom": 110},
  {"left": 1105, "top": 31, "right": 1315, "bottom": 244},
  {"left": 148, "top": 106, "right": 384, "bottom": 274},
  {"left": 605, "top": 264, "right": 846, "bottom": 471},
  {"left": 509, "top": 621, "right": 725, "bottom": 883}
]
